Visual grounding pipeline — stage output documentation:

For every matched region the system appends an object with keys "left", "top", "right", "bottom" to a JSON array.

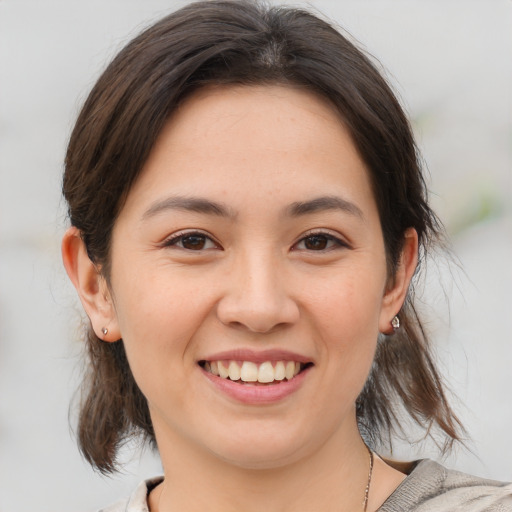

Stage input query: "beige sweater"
[{"left": 99, "top": 459, "right": 512, "bottom": 511}]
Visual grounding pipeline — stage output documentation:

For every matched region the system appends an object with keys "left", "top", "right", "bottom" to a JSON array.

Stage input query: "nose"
[{"left": 216, "top": 250, "right": 300, "bottom": 334}]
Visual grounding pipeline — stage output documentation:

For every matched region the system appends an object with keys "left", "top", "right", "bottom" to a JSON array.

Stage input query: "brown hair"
[{"left": 63, "top": 0, "right": 463, "bottom": 474}]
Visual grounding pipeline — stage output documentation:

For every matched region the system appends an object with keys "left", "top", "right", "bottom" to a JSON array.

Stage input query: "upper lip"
[{"left": 199, "top": 349, "right": 313, "bottom": 364}]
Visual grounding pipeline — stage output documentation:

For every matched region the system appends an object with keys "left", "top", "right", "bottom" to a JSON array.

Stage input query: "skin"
[{"left": 63, "top": 85, "right": 418, "bottom": 511}]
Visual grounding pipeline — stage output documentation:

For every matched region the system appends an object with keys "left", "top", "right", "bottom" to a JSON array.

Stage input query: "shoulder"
[
  {"left": 379, "top": 459, "right": 512, "bottom": 512},
  {"left": 98, "top": 476, "right": 164, "bottom": 512}
]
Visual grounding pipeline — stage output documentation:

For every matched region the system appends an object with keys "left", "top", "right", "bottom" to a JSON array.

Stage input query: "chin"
[
  {"left": 213, "top": 445, "right": 304, "bottom": 471},
  {"left": 202, "top": 426, "right": 313, "bottom": 470}
]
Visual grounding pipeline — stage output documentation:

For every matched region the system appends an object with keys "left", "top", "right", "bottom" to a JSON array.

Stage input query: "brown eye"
[
  {"left": 293, "top": 232, "right": 346, "bottom": 252},
  {"left": 165, "top": 232, "right": 218, "bottom": 251},
  {"left": 304, "top": 235, "right": 329, "bottom": 250},
  {"left": 181, "top": 235, "right": 208, "bottom": 250}
]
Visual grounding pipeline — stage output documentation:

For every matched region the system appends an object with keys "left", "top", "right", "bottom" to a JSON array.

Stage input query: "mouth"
[{"left": 198, "top": 360, "right": 314, "bottom": 385}]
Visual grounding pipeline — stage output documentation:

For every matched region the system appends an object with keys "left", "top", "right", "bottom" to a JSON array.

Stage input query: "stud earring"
[
  {"left": 391, "top": 315, "right": 400, "bottom": 331},
  {"left": 101, "top": 327, "right": 108, "bottom": 336}
]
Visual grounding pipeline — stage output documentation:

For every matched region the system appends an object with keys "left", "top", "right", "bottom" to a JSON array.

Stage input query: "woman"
[{"left": 61, "top": 1, "right": 511, "bottom": 510}]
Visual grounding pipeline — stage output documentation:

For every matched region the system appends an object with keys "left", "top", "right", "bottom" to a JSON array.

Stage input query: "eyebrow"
[
  {"left": 287, "top": 196, "right": 364, "bottom": 219},
  {"left": 142, "top": 194, "right": 363, "bottom": 221},
  {"left": 142, "top": 196, "right": 236, "bottom": 220}
]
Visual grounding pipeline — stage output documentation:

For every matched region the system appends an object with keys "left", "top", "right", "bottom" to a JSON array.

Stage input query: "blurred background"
[{"left": 0, "top": 1, "right": 511, "bottom": 510}]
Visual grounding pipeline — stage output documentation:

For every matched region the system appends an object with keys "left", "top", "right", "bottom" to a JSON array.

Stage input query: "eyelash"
[
  {"left": 162, "top": 231, "right": 220, "bottom": 251},
  {"left": 162, "top": 230, "right": 349, "bottom": 252},
  {"left": 292, "top": 231, "right": 349, "bottom": 252}
]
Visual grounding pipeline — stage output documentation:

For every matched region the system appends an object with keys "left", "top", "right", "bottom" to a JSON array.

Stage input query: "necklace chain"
[{"left": 362, "top": 445, "right": 374, "bottom": 512}]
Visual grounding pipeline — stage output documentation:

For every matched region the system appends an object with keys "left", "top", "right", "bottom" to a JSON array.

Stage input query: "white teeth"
[
  {"left": 285, "top": 361, "right": 295, "bottom": 380},
  {"left": 228, "top": 361, "right": 241, "bottom": 381},
  {"left": 258, "top": 361, "right": 275, "bottom": 383},
  {"left": 274, "top": 361, "right": 285, "bottom": 381},
  {"left": 218, "top": 360, "right": 229, "bottom": 379},
  {"left": 240, "top": 361, "right": 258, "bottom": 382},
  {"left": 204, "top": 359, "right": 306, "bottom": 383}
]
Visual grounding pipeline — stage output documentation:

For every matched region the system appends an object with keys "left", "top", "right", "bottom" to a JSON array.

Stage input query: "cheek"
[
  {"left": 114, "top": 258, "right": 207, "bottom": 329},
  {"left": 303, "top": 264, "right": 385, "bottom": 342},
  {"left": 300, "top": 265, "right": 386, "bottom": 399},
  {"left": 110, "top": 265, "right": 211, "bottom": 378}
]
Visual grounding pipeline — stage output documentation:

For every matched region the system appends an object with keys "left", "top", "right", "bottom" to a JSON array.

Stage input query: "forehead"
[
  {"left": 167, "top": 84, "right": 345, "bottom": 149},
  {"left": 122, "top": 84, "right": 377, "bottom": 219}
]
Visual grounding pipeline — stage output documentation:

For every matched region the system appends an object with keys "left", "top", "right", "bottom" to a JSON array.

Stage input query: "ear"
[
  {"left": 61, "top": 227, "right": 121, "bottom": 342},
  {"left": 378, "top": 228, "right": 419, "bottom": 334}
]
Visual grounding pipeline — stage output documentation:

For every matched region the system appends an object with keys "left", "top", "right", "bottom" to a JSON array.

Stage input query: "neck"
[{"left": 151, "top": 419, "right": 372, "bottom": 512}]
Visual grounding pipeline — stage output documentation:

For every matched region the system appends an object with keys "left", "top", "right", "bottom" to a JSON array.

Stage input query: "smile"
[{"left": 200, "top": 360, "right": 311, "bottom": 384}]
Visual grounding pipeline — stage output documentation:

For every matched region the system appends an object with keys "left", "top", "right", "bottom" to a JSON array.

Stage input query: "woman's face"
[{"left": 104, "top": 85, "right": 411, "bottom": 468}]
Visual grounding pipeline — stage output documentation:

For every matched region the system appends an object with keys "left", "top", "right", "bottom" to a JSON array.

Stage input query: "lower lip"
[{"left": 202, "top": 366, "right": 311, "bottom": 404}]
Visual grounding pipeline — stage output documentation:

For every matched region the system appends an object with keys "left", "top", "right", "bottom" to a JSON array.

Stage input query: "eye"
[
  {"left": 293, "top": 232, "right": 347, "bottom": 251},
  {"left": 164, "top": 231, "right": 219, "bottom": 251}
]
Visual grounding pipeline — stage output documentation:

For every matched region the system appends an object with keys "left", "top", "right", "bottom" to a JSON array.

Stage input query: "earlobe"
[
  {"left": 379, "top": 228, "right": 419, "bottom": 334},
  {"left": 61, "top": 227, "right": 121, "bottom": 342}
]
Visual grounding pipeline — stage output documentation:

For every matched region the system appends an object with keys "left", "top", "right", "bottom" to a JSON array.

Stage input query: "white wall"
[{"left": 0, "top": 1, "right": 511, "bottom": 510}]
